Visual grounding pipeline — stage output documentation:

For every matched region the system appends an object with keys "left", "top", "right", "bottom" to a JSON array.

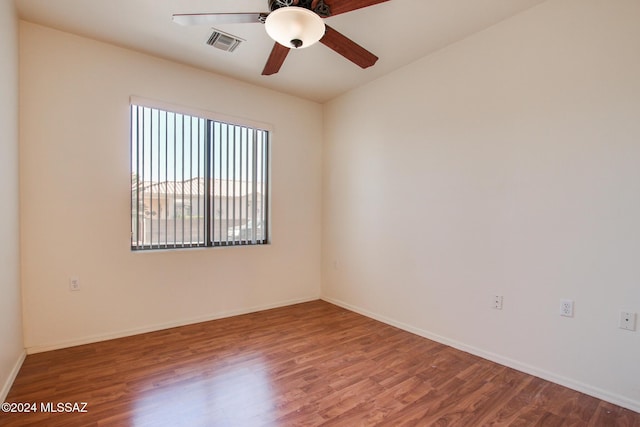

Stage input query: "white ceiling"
[{"left": 16, "top": 0, "right": 546, "bottom": 103}]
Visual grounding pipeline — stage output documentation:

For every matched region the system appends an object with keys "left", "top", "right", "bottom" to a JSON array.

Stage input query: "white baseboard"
[
  {"left": 321, "top": 296, "right": 640, "bottom": 414},
  {"left": 26, "top": 296, "right": 319, "bottom": 354},
  {"left": 1, "top": 350, "right": 26, "bottom": 402}
]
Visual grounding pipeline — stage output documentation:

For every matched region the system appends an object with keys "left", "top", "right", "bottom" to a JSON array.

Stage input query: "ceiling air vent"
[{"left": 206, "top": 29, "right": 244, "bottom": 52}]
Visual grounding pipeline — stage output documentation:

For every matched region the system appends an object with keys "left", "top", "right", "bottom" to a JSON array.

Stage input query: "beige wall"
[
  {"left": 0, "top": 0, "right": 24, "bottom": 401},
  {"left": 19, "top": 22, "right": 323, "bottom": 352},
  {"left": 323, "top": 0, "right": 640, "bottom": 412}
]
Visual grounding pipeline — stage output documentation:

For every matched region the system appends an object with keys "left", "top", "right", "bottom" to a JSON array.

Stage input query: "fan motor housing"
[{"left": 268, "top": 0, "right": 331, "bottom": 17}]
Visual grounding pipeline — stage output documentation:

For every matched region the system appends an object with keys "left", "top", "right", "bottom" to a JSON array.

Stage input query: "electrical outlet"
[
  {"left": 619, "top": 311, "right": 637, "bottom": 331},
  {"left": 69, "top": 277, "right": 80, "bottom": 291},
  {"left": 560, "top": 299, "right": 574, "bottom": 317},
  {"left": 493, "top": 295, "right": 503, "bottom": 310}
]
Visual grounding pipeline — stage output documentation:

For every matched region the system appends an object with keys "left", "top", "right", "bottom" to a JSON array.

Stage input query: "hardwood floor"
[{"left": 2, "top": 300, "right": 639, "bottom": 426}]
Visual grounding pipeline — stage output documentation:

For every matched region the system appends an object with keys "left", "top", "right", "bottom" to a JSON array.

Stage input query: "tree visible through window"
[{"left": 131, "top": 102, "right": 269, "bottom": 250}]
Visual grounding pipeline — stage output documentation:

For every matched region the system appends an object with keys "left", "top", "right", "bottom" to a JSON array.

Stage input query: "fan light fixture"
[{"left": 265, "top": 6, "right": 325, "bottom": 49}]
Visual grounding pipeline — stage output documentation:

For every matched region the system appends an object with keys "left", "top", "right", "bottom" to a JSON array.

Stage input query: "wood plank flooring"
[{"left": 2, "top": 300, "right": 639, "bottom": 426}]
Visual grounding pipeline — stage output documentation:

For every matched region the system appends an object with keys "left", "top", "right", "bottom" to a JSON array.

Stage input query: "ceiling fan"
[{"left": 172, "top": 0, "right": 390, "bottom": 76}]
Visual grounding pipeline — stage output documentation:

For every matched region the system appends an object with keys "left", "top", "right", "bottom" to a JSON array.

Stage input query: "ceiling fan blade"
[
  {"left": 324, "top": 0, "right": 390, "bottom": 17},
  {"left": 172, "top": 13, "right": 266, "bottom": 26},
  {"left": 262, "top": 43, "right": 291, "bottom": 76},
  {"left": 320, "top": 25, "right": 378, "bottom": 69}
]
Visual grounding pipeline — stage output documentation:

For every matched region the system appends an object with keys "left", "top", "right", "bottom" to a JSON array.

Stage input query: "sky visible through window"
[{"left": 131, "top": 106, "right": 265, "bottom": 184}]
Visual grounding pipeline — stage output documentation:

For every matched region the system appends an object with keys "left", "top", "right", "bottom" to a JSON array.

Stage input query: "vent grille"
[{"left": 207, "top": 30, "right": 243, "bottom": 52}]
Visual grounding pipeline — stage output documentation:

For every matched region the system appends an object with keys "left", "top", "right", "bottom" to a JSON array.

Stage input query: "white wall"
[
  {"left": 19, "top": 22, "right": 323, "bottom": 353},
  {"left": 0, "top": 0, "right": 25, "bottom": 401},
  {"left": 323, "top": 0, "right": 640, "bottom": 412}
]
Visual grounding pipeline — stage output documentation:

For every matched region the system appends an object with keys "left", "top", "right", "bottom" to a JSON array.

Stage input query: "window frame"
[{"left": 130, "top": 96, "right": 271, "bottom": 251}]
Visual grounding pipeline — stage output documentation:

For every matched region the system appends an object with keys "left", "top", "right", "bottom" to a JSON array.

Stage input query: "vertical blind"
[{"left": 131, "top": 104, "right": 269, "bottom": 250}]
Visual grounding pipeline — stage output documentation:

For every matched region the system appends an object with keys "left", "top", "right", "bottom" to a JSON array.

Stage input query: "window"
[{"left": 131, "top": 100, "right": 269, "bottom": 250}]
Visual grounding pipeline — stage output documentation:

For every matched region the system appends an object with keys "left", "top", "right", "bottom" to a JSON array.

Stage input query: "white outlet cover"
[
  {"left": 493, "top": 295, "right": 503, "bottom": 310},
  {"left": 619, "top": 311, "right": 637, "bottom": 331},
  {"left": 560, "top": 299, "right": 574, "bottom": 317}
]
